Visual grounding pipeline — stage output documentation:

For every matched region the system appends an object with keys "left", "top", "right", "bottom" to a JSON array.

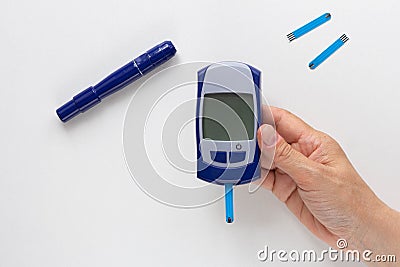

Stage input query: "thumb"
[{"left": 259, "top": 124, "right": 320, "bottom": 187}]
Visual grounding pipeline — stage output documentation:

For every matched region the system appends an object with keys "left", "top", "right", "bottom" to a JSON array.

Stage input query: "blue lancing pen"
[
  {"left": 309, "top": 34, "right": 349, "bottom": 70},
  {"left": 287, "top": 13, "right": 331, "bottom": 42},
  {"left": 56, "top": 41, "right": 177, "bottom": 122}
]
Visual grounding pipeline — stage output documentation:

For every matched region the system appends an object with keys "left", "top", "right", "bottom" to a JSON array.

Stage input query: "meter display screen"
[{"left": 202, "top": 93, "right": 254, "bottom": 141}]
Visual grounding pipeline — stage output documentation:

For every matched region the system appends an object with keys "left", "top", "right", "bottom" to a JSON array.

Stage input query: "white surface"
[{"left": 1, "top": 0, "right": 399, "bottom": 266}]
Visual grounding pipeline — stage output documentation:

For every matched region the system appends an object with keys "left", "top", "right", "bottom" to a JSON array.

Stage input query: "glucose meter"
[{"left": 196, "top": 62, "right": 261, "bottom": 223}]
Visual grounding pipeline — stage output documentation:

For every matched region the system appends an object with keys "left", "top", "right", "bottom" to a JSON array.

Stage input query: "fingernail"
[{"left": 261, "top": 125, "right": 276, "bottom": 147}]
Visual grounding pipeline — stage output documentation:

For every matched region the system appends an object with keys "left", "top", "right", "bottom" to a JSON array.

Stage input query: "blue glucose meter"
[{"left": 196, "top": 62, "right": 262, "bottom": 223}]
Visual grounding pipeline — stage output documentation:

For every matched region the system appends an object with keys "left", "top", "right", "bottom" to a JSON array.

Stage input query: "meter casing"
[{"left": 196, "top": 62, "right": 261, "bottom": 185}]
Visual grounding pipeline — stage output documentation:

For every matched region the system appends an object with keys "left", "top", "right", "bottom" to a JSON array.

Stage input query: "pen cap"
[{"left": 135, "top": 41, "right": 177, "bottom": 74}]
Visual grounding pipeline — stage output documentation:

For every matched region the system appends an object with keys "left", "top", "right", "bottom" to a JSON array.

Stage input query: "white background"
[{"left": 1, "top": 0, "right": 399, "bottom": 266}]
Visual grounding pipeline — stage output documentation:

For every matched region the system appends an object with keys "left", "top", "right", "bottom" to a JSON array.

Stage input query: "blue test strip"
[
  {"left": 309, "top": 34, "right": 349, "bottom": 70},
  {"left": 287, "top": 13, "right": 331, "bottom": 42},
  {"left": 225, "top": 184, "right": 234, "bottom": 223}
]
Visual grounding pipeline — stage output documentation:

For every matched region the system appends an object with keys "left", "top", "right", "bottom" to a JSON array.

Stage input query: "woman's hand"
[{"left": 258, "top": 106, "right": 400, "bottom": 266}]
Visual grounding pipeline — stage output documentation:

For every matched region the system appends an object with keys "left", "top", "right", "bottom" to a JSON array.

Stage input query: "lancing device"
[{"left": 56, "top": 41, "right": 177, "bottom": 122}]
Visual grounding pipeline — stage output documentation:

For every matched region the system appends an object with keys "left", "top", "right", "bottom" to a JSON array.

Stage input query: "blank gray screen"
[{"left": 202, "top": 93, "right": 254, "bottom": 141}]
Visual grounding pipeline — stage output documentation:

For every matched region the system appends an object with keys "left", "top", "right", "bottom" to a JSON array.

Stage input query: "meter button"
[
  {"left": 229, "top": 152, "right": 246, "bottom": 163},
  {"left": 210, "top": 151, "right": 227, "bottom": 163}
]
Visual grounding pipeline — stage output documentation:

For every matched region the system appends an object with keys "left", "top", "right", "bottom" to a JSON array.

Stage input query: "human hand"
[{"left": 258, "top": 107, "right": 400, "bottom": 265}]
